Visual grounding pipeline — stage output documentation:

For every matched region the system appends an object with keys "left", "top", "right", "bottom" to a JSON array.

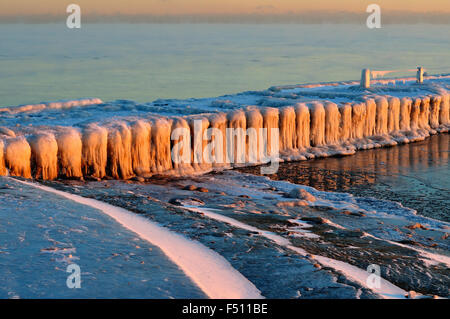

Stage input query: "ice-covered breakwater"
[{"left": 0, "top": 76, "right": 449, "bottom": 180}]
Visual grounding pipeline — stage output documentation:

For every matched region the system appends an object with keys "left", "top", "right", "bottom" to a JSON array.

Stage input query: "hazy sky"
[{"left": 1, "top": 0, "right": 450, "bottom": 16}]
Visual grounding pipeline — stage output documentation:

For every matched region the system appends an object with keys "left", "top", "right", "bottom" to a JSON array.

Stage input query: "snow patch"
[{"left": 11, "top": 178, "right": 263, "bottom": 299}]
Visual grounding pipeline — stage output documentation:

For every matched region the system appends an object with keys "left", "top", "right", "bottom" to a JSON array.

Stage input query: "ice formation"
[
  {"left": 227, "top": 110, "right": 247, "bottom": 165},
  {"left": 375, "top": 97, "right": 389, "bottom": 135},
  {"left": 245, "top": 108, "right": 264, "bottom": 163},
  {"left": 324, "top": 102, "right": 340, "bottom": 145},
  {"left": 295, "top": 103, "right": 311, "bottom": 149},
  {"left": 0, "top": 140, "right": 5, "bottom": 176},
  {"left": 131, "top": 120, "right": 152, "bottom": 176},
  {"left": 339, "top": 103, "right": 352, "bottom": 142},
  {"left": 171, "top": 117, "right": 192, "bottom": 172},
  {"left": 387, "top": 97, "right": 400, "bottom": 133},
  {"left": 279, "top": 106, "right": 296, "bottom": 151},
  {"left": 82, "top": 124, "right": 108, "bottom": 179},
  {"left": 262, "top": 107, "right": 280, "bottom": 157},
  {"left": 189, "top": 116, "right": 212, "bottom": 171},
  {"left": 0, "top": 76, "right": 449, "bottom": 180},
  {"left": 351, "top": 102, "right": 366, "bottom": 140},
  {"left": 309, "top": 103, "right": 326, "bottom": 146},
  {"left": 399, "top": 98, "right": 412, "bottom": 131},
  {"left": 4, "top": 136, "right": 32, "bottom": 178},
  {"left": 207, "top": 112, "right": 228, "bottom": 168},
  {"left": 107, "top": 123, "right": 134, "bottom": 180},
  {"left": 29, "top": 133, "right": 58, "bottom": 180},
  {"left": 150, "top": 118, "right": 172, "bottom": 173},
  {"left": 56, "top": 128, "right": 83, "bottom": 179}
]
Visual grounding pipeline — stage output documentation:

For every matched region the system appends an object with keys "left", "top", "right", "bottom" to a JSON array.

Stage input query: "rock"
[
  {"left": 406, "top": 290, "right": 417, "bottom": 299},
  {"left": 286, "top": 188, "right": 316, "bottom": 202},
  {"left": 398, "top": 240, "right": 420, "bottom": 246},
  {"left": 276, "top": 200, "right": 308, "bottom": 207},
  {"left": 183, "top": 185, "right": 197, "bottom": 191},
  {"left": 406, "top": 223, "right": 429, "bottom": 230},
  {"left": 239, "top": 195, "right": 251, "bottom": 198},
  {"left": 339, "top": 210, "right": 365, "bottom": 217},
  {"left": 313, "top": 263, "right": 321, "bottom": 269},
  {"left": 168, "top": 197, "right": 205, "bottom": 206},
  {"left": 301, "top": 217, "right": 326, "bottom": 224},
  {"left": 85, "top": 176, "right": 101, "bottom": 182},
  {"left": 0, "top": 127, "right": 16, "bottom": 137},
  {"left": 197, "top": 187, "right": 209, "bottom": 193},
  {"left": 132, "top": 176, "right": 145, "bottom": 182}
]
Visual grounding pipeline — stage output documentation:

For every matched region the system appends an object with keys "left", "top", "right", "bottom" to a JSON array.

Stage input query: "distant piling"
[
  {"left": 361, "top": 69, "right": 371, "bottom": 89},
  {"left": 417, "top": 67, "right": 424, "bottom": 84}
]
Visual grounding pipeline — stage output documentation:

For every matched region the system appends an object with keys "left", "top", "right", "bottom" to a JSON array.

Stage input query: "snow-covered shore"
[{"left": 1, "top": 76, "right": 449, "bottom": 298}]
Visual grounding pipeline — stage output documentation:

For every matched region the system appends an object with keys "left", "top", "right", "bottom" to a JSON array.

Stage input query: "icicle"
[
  {"left": 245, "top": 108, "right": 263, "bottom": 163},
  {"left": 0, "top": 139, "right": 6, "bottom": 176},
  {"left": 188, "top": 116, "right": 211, "bottom": 171},
  {"left": 375, "top": 97, "right": 389, "bottom": 135},
  {"left": 439, "top": 94, "right": 449, "bottom": 125},
  {"left": 279, "top": 106, "right": 296, "bottom": 151},
  {"left": 295, "top": 103, "right": 310, "bottom": 149},
  {"left": 429, "top": 96, "right": 441, "bottom": 129},
  {"left": 131, "top": 120, "right": 152, "bottom": 176},
  {"left": 418, "top": 97, "right": 431, "bottom": 130},
  {"left": 5, "top": 136, "right": 32, "bottom": 178},
  {"left": 151, "top": 118, "right": 173, "bottom": 173},
  {"left": 208, "top": 112, "right": 228, "bottom": 167},
  {"left": 310, "top": 102, "right": 325, "bottom": 146},
  {"left": 82, "top": 124, "right": 108, "bottom": 179},
  {"left": 339, "top": 103, "right": 352, "bottom": 142},
  {"left": 261, "top": 107, "right": 279, "bottom": 158},
  {"left": 387, "top": 97, "right": 400, "bottom": 133},
  {"left": 364, "top": 99, "right": 376, "bottom": 137},
  {"left": 29, "top": 133, "right": 58, "bottom": 180},
  {"left": 105, "top": 123, "right": 134, "bottom": 180},
  {"left": 399, "top": 97, "right": 412, "bottom": 131},
  {"left": 171, "top": 117, "right": 192, "bottom": 173},
  {"left": 56, "top": 128, "right": 83, "bottom": 179},
  {"left": 324, "top": 102, "right": 340, "bottom": 145},
  {"left": 410, "top": 98, "right": 421, "bottom": 131},
  {"left": 227, "top": 110, "right": 247, "bottom": 165},
  {"left": 351, "top": 102, "right": 366, "bottom": 139}
]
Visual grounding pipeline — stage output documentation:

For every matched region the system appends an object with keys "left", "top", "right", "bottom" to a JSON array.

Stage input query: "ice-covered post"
[
  {"left": 416, "top": 67, "right": 424, "bottom": 84},
  {"left": 361, "top": 68, "right": 371, "bottom": 89}
]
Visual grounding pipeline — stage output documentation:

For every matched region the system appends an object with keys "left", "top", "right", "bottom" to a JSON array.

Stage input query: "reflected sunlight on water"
[{"left": 239, "top": 133, "right": 450, "bottom": 221}]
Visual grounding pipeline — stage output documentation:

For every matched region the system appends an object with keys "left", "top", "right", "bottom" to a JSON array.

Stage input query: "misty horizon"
[{"left": 1, "top": 11, "right": 449, "bottom": 24}]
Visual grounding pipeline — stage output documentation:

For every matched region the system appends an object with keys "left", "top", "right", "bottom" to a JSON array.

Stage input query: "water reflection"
[{"left": 239, "top": 133, "right": 449, "bottom": 221}]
